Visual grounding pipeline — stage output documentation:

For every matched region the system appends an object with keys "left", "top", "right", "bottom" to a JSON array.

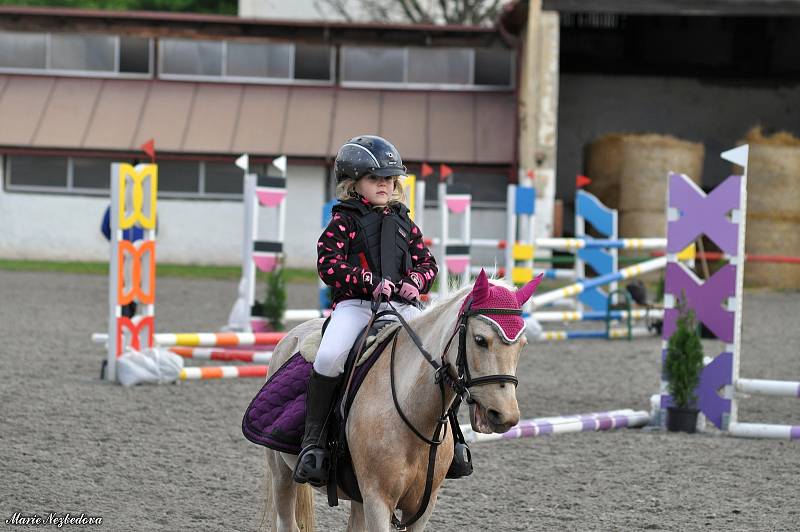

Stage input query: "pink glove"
[
  {"left": 372, "top": 278, "right": 395, "bottom": 301},
  {"left": 397, "top": 281, "right": 420, "bottom": 302}
]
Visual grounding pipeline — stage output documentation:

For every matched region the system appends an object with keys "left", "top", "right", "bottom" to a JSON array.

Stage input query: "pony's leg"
[
  {"left": 360, "top": 492, "right": 395, "bottom": 532},
  {"left": 404, "top": 490, "right": 440, "bottom": 532},
  {"left": 266, "top": 450, "right": 300, "bottom": 532},
  {"left": 346, "top": 501, "right": 367, "bottom": 532}
]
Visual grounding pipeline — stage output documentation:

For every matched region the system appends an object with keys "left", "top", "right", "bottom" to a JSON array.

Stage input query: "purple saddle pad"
[
  {"left": 242, "top": 332, "right": 397, "bottom": 455},
  {"left": 241, "top": 352, "right": 313, "bottom": 454}
]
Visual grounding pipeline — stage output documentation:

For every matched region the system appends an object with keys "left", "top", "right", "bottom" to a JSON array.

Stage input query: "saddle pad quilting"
[
  {"left": 242, "top": 330, "right": 399, "bottom": 455},
  {"left": 242, "top": 352, "right": 312, "bottom": 454}
]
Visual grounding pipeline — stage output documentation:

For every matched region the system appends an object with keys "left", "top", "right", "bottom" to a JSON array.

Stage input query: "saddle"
[{"left": 241, "top": 320, "right": 402, "bottom": 504}]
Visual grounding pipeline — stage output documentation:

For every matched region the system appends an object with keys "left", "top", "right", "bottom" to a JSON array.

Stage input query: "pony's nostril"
[{"left": 487, "top": 409, "right": 503, "bottom": 425}]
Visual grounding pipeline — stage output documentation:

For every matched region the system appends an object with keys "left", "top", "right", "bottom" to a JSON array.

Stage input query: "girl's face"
[{"left": 356, "top": 175, "right": 396, "bottom": 206}]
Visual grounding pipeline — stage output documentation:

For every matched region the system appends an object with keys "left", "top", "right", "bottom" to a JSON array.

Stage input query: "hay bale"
[
  {"left": 744, "top": 133, "right": 800, "bottom": 214},
  {"left": 744, "top": 218, "right": 800, "bottom": 289},
  {"left": 586, "top": 134, "right": 624, "bottom": 209},
  {"left": 738, "top": 128, "right": 800, "bottom": 289},
  {"left": 620, "top": 210, "right": 665, "bottom": 239},
  {"left": 619, "top": 135, "right": 704, "bottom": 212}
]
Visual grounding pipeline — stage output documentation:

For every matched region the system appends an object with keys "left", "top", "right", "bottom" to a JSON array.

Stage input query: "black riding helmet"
[{"left": 334, "top": 135, "right": 407, "bottom": 183}]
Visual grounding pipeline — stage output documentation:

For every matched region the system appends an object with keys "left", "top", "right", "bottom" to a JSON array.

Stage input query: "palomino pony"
[{"left": 262, "top": 271, "right": 542, "bottom": 531}]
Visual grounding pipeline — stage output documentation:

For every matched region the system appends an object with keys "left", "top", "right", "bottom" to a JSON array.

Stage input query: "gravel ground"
[{"left": 1, "top": 269, "right": 798, "bottom": 531}]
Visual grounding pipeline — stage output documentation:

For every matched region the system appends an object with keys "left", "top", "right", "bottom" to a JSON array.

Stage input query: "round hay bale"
[
  {"left": 743, "top": 134, "right": 800, "bottom": 215},
  {"left": 619, "top": 210, "right": 666, "bottom": 284},
  {"left": 735, "top": 128, "right": 800, "bottom": 289},
  {"left": 744, "top": 217, "right": 800, "bottom": 289},
  {"left": 619, "top": 135, "right": 704, "bottom": 212},
  {"left": 586, "top": 134, "right": 624, "bottom": 209},
  {"left": 620, "top": 209, "right": 665, "bottom": 239}
]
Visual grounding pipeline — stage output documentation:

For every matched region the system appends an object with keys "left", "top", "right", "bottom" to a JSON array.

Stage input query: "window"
[
  {"left": 161, "top": 38, "right": 332, "bottom": 85},
  {"left": 4, "top": 156, "right": 247, "bottom": 199},
  {"left": 73, "top": 157, "right": 113, "bottom": 190},
  {"left": 407, "top": 47, "right": 471, "bottom": 85},
  {"left": 119, "top": 37, "right": 151, "bottom": 74},
  {"left": 341, "top": 46, "right": 405, "bottom": 83},
  {"left": 0, "top": 31, "right": 152, "bottom": 77},
  {"left": 205, "top": 162, "right": 243, "bottom": 194},
  {"left": 6, "top": 156, "right": 68, "bottom": 188},
  {"left": 0, "top": 31, "right": 46, "bottom": 69},
  {"left": 341, "top": 45, "right": 514, "bottom": 89},
  {"left": 161, "top": 39, "right": 223, "bottom": 77},
  {"left": 158, "top": 160, "right": 200, "bottom": 193},
  {"left": 294, "top": 44, "right": 332, "bottom": 81},
  {"left": 51, "top": 34, "right": 115, "bottom": 72},
  {"left": 474, "top": 48, "right": 513, "bottom": 86},
  {"left": 226, "top": 41, "right": 292, "bottom": 79}
]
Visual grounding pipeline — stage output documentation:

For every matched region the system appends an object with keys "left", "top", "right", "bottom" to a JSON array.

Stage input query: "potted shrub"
[
  {"left": 262, "top": 266, "right": 287, "bottom": 331},
  {"left": 664, "top": 299, "right": 705, "bottom": 433}
]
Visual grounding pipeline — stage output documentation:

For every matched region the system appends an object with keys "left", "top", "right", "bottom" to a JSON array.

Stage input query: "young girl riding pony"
[{"left": 294, "top": 135, "right": 438, "bottom": 485}]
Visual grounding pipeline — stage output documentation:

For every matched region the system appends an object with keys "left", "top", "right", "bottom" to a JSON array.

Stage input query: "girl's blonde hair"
[{"left": 336, "top": 176, "right": 405, "bottom": 206}]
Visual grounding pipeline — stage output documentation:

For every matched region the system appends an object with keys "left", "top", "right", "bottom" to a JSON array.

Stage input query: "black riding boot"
[{"left": 292, "top": 369, "right": 341, "bottom": 486}]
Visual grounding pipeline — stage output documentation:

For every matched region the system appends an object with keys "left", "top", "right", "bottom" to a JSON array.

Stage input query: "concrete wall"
[
  {"left": 556, "top": 73, "right": 800, "bottom": 230},
  {"left": 0, "top": 160, "right": 326, "bottom": 269}
]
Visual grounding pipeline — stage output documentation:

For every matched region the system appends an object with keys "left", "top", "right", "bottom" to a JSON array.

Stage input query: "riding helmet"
[{"left": 334, "top": 135, "right": 407, "bottom": 183}]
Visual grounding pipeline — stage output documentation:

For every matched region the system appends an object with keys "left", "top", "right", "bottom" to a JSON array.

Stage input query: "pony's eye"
[{"left": 474, "top": 335, "right": 488, "bottom": 348}]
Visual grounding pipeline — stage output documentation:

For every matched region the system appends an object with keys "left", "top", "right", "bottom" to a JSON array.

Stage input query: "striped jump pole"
[
  {"left": 461, "top": 409, "right": 650, "bottom": 443},
  {"left": 536, "top": 237, "right": 667, "bottom": 250},
  {"left": 529, "top": 309, "right": 665, "bottom": 323},
  {"left": 530, "top": 256, "right": 667, "bottom": 308},
  {"left": 156, "top": 332, "right": 285, "bottom": 347},
  {"left": 179, "top": 364, "right": 269, "bottom": 380},
  {"left": 169, "top": 347, "right": 273, "bottom": 364},
  {"left": 92, "top": 331, "right": 286, "bottom": 347},
  {"left": 284, "top": 309, "right": 330, "bottom": 321},
  {"left": 535, "top": 327, "right": 654, "bottom": 341}
]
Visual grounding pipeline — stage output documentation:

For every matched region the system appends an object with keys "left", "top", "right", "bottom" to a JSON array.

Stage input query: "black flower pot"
[{"left": 666, "top": 406, "right": 699, "bottom": 433}]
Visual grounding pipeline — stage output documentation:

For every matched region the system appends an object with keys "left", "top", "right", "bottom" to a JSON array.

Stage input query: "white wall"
[
  {"left": 239, "top": 0, "right": 342, "bottom": 20},
  {"left": 415, "top": 204, "right": 509, "bottom": 277},
  {"left": 0, "top": 159, "right": 325, "bottom": 269}
]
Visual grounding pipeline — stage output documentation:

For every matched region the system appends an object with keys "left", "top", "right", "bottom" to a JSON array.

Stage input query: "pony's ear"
[
  {"left": 515, "top": 273, "right": 544, "bottom": 307},
  {"left": 472, "top": 268, "right": 490, "bottom": 304}
]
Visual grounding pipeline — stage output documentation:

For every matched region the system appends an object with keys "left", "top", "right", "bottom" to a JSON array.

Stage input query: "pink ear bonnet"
[{"left": 462, "top": 269, "right": 543, "bottom": 342}]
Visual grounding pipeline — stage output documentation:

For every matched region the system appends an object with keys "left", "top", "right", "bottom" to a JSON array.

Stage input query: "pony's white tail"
[
  {"left": 295, "top": 484, "right": 315, "bottom": 531},
  {"left": 261, "top": 452, "right": 315, "bottom": 531}
]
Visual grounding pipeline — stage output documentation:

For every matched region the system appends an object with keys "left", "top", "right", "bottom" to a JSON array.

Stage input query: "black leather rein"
[{"left": 374, "top": 297, "right": 522, "bottom": 530}]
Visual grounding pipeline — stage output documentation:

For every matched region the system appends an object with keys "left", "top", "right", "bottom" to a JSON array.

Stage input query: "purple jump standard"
[{"left": 659, "top": 146, "right": 799, "bottom": 441}]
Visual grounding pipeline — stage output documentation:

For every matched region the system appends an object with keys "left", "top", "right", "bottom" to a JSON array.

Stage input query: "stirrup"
[
  {"left": 446, "top": 441, "right": 473, "bottom": 479},
  {"left": 293, "top": 445, "right": 331, "bottom": 487}
]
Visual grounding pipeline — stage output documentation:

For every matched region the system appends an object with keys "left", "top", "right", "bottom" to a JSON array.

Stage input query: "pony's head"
[{"left": 457, "top": 269, "right": 542, "bottom": 434}]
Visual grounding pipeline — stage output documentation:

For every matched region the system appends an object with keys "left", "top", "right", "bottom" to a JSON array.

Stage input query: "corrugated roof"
[{"left": 0, "top": 74, "right": 515, "bottom": 164}]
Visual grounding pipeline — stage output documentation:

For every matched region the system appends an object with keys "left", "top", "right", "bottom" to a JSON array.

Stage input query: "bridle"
[
  {"left": 375, "top": 295, "right": 523, "bottom": 530},
  {"left": 381, "top": 296, "right": 521, "bottom": 405},
  {"left": 441, "top": 296, "right": 521, "bottom": 402}
]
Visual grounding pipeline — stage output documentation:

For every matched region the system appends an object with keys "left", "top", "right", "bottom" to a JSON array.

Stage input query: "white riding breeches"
[{"left": 312, "top": 299, "right": 422, "bottom": 377}]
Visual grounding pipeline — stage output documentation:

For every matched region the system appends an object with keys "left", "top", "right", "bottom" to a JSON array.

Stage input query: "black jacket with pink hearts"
[{"left": 317, "top": 197, "right": 437, "bottom": 306}]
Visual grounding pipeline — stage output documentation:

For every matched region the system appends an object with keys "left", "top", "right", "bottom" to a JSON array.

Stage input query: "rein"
[{"left": 375, "top": 296, "right": 522, "bottom": 530}]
